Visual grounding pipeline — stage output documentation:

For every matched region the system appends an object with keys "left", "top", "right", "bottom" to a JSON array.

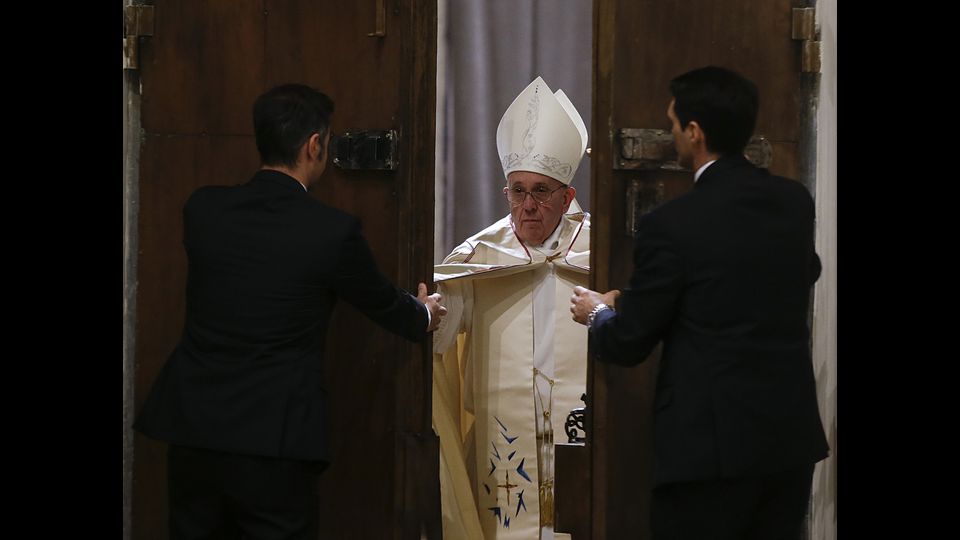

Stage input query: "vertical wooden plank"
[
  {"left": 140, "top": 0, "right": 265, "bottom": 135},
  {"left": 265, "top": 0, "right": 402, "bottom": 260},
  {"left": 612, "top": 0, "right": 801, "bottom": 144},
  {"left": 555, "top": 443, "right": 590, "bottom": 538},
  {"left": 589, "top": 0, "right": 615, "bottom": 538},
  {"left": 395, "top": 0, "right": 439, "bottom": 537}
]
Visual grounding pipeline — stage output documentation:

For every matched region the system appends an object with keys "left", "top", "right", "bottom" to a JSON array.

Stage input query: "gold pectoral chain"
[
  {"left": 533, "top": 367, "right": 556, "bottom": 528},
  {"left": 532, "top": 366, "right": 555, "bottom": 421}
]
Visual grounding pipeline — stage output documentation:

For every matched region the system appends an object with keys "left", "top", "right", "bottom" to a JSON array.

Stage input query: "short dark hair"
[
  {"left": 669, "top": 66, "right": 758, "bottom": 156},
  {"left": 253, "top": 84, "right": 335, "bottom": 168}
]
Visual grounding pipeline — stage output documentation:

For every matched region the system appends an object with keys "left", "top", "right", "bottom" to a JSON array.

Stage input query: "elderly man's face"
[{"left": 503, "top": 171, "right": 575, "bottom": 246}]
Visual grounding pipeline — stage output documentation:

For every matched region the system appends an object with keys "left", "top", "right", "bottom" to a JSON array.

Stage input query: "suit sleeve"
[
  {"left": 809, "top": 252, "right": 822, "bottom": 285},
  {"left": 802, "top": 185, "right": 822, "bottom": 286},
  {"left": 333, "top": 219, "right": 428, "bottom": 342},
  {"left": 591, "top": 212, "right": 684, "bottom": 366}
]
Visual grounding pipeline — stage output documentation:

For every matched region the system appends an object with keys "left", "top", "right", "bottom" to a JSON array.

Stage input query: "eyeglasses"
[{"left": 504, "top": 185, "right": 568, "bottom": 206}]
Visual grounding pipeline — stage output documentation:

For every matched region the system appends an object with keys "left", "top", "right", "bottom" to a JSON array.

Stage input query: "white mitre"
[{"left": 496, "top": 76, "right": 588, "bottom": 185}]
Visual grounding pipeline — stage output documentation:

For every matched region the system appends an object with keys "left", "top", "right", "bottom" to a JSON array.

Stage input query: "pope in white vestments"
[{"left": 433, "top": 77, "right": 590, "bottom": 540}]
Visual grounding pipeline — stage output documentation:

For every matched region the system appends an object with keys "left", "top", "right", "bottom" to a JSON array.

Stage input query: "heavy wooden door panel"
[
  {"left": 589, "top": 1, "right": 809, "bottom": 538},
  {"left": 132, "top": 2, "right": 437, "bottom": 538},
  {"left": 141, "top": 0, "right": 265, "bottom": 135}
]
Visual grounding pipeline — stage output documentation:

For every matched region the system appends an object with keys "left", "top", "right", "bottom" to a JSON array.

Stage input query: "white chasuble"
[{"left": 433, "top": 208, "right": 590, "bottom": 539}]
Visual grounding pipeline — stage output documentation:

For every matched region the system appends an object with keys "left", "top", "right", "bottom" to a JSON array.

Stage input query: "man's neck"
[
  {"left": 262, "top": 165, "right": 310, "bottom": 191},
  {"left": 691, "top": 151, "right": 721, "bottom": 174},
  {"left": 694, "top": 159, "right": 718, "bottom": 182}
]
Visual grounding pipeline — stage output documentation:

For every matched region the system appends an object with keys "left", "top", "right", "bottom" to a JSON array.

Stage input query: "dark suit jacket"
[
  {"left": 134, "top": 170, "right": 428, "bottom": 465},
  {"left": 592, "top": 156, "right": 828, "bottom": 487}
]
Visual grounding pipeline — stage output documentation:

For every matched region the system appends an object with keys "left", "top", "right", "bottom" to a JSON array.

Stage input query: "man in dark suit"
[
  {"left": 570, "top": 66, "right": 828, "bottom": 540},
  {"left": 134, "top": 83, "right": 447, "bottom": 539}
]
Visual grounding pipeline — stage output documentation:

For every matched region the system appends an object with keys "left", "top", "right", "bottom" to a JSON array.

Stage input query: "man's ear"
[
  {"left": 687, "top": 121, "right": 704, "bottom": 147},
  {"left": 308, "top": 133, "right": 323, "bottom": 161},
  {"left": 562, "top": 186, "right": 577, "bottom": 211}
]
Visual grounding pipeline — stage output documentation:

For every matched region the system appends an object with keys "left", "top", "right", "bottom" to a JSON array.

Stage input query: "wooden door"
[
  {"left": 587, "top": 1, "right": 814, "bottom": 538},
  {"left": 130, "top": 1, "right": 438, "bottom": 538}
]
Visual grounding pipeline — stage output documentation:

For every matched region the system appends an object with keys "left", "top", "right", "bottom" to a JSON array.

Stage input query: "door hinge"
[
  {"left": 792, "top": 7, "right": 820, "bottom": 74},
  {"left": 123, "top": 5, "right": 155, "bottom": 71}
]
